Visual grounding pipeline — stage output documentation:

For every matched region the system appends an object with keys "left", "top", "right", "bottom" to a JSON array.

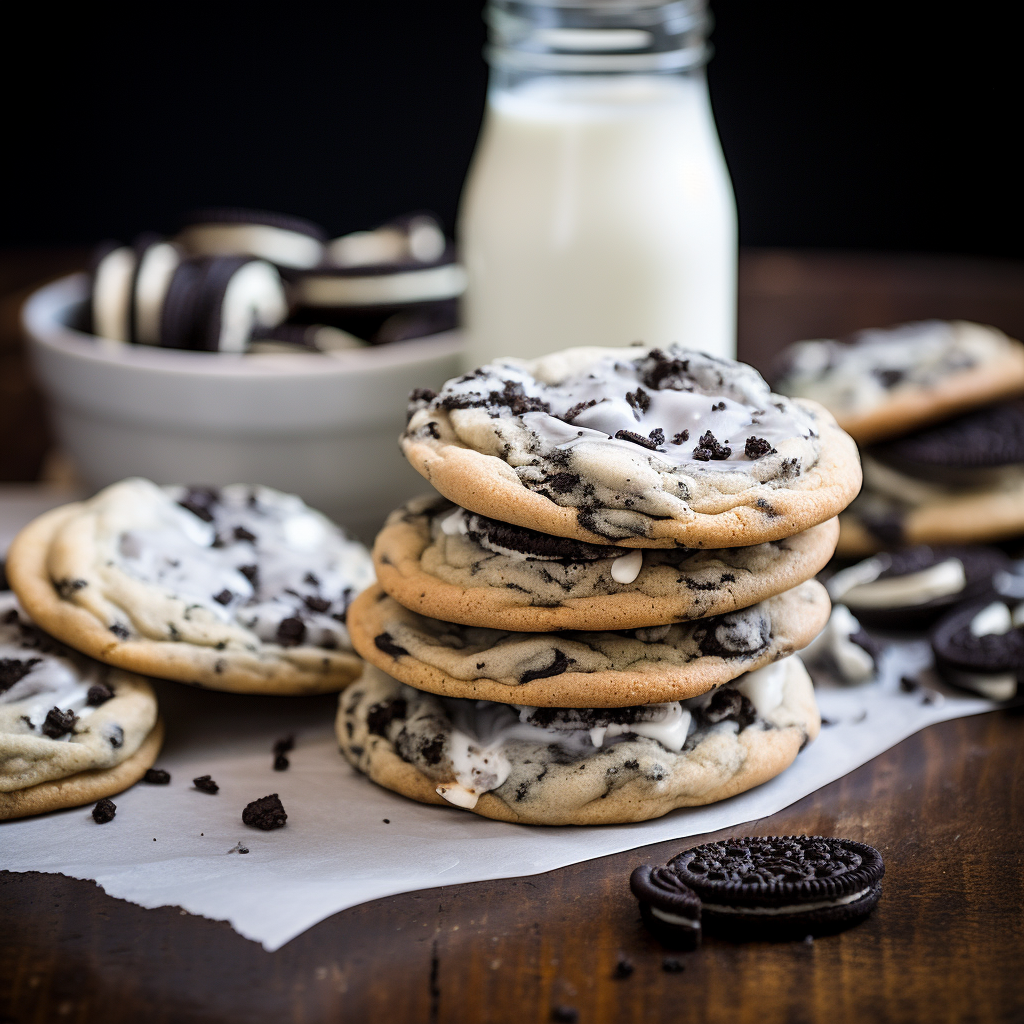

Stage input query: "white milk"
[{"left": 458, "top": 74, "right": 736, "bottom": 364}]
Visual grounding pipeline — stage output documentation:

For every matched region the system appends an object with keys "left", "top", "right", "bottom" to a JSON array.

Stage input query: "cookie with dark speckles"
[
  {"left": 346, "top": 580, "right": 830, "bottom": 707},
  {"left": 401, "top": 345, "right": 861, "bottom": 549},
  {"left": 373, "top": 494, "right": 839, "bottom": 631},
  {"left": 335, "top": 658, "right": 820, "bottom": 825}
]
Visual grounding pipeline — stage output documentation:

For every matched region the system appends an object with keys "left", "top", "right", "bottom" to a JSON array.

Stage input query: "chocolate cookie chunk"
[
  {"left": 242, "top": 793, "right": 288, "bottom": 830},
  {"left": 827, "top": 545, "right": 1008, "bottom": 630},
  {"left": 667, "top": 835, "right": 884, "bottom": 940},
  {"left": 629, "top": 864, "right": 702, "bottom": 949},
  {"left": 92, "top": 797, "right": 117, "bottom": 823},
  {"left": 930, "top": 600, "right": 1024, "bottom": 701}
]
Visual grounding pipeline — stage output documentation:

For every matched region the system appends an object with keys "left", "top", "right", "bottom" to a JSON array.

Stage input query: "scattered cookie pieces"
[
  {"left": 242, "top": 793, "right": 287, "bottom": 830},
  {"left": 193, "top": 775, "right": 219, "bottom": 794},
  {"left": 92, "top": 798, "right": 116, "bottom": 823},
  {"left": 143, "top": 768, "right": 171, "bottom": 785}
]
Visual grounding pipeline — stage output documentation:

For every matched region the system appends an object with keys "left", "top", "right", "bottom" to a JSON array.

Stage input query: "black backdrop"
[{"left": 6, "top": 2, "right": 1020, "bottom": 257}]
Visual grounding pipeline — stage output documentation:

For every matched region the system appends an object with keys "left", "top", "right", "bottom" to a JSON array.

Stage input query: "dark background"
[{"left": 4, "top": 2, "right": 1021, "bottom": 256}]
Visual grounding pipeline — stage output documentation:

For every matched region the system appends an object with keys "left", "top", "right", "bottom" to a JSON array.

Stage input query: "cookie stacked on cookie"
[
  {"left": 773, "top": 320, "right": 1024, "bottom": 556},
  {"left": 338, "top": 345, "right": 863, "bottom": 825}
]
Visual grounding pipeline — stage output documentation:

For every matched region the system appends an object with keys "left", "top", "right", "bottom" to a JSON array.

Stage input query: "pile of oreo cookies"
[
  {"left": 774, "top": 320, "right": 1024, "bottom": 700},
  {"left": 86, "top": 209, "right": 464, "bottom": 353},
  {"left": 336, "top": 343, "right": 864, "bottom": 825},
  {"left": 1, "top": 478, "right": 374, "bottom": 820}
]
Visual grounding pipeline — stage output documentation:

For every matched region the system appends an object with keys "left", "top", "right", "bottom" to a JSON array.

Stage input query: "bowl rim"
[{"left": 22, "top": 272, "right": 463, "bottom": 379}]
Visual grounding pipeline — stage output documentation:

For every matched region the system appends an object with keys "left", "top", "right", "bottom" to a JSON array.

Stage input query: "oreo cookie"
[
  {"left": 930, "top": 599, "right": 1024, "bottom": 701},
  {"left": 327, "top": 213, "right": 447, "bottom": 269},
  {"left": 89, "top": 242, "right": 136, "bottom": 343},
  {"left": 868, "top": 399, "right": 1024, "bottom": 485},
  {"left": 177, "top": 209, "right": 327, "bottom": 270},
  {"left": 665, "top": 836, "right": 884, "bottom": 941},
  {"left": 160, "top": 256, "right": 287, "bottom": 352},
  {"left": 827, "top": 545, "right": 1008, "bottom": 630},
  {"left": 629, "top": 864, "right": 702, "bottom": 949},
  {"left": 128, "top": 234, "right": 183, "bottom": 346}
]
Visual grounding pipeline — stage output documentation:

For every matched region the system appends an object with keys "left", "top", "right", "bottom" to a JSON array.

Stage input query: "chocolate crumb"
[
  {"left": 109, "top": 623, "right": 130, "bottom": 640},
  {"left": 213, "top": 589, "right": 233, "bottom": 605},
  {"left": 692, "top": 430, "right": 732, "bottom": 461},
  {"left": 273, "top": 753, "right": 289, "bottom": 771},
  {"left": 273, "top": 735, "right": 295, "bottom": 755},
  {"left": 900, "top": 676, "right": 920, "bottom": 693},
  {"left": 143, "top": 768, "right": 171, "bottom": 785},
  {"left": 42, "top": 706, "right": 77, "bottom": 738},
  {"left": 238, "top": 564, "right": 259, "bottom": 588},
  {"left": 242, "top": 793, "right": 287, "bottom": 831},
  {"left": 551, "top": 1007, "right": 579, "bottom": 1023},
  {"left": 711, "top": 401, "right": 726, "bottom": 411},
  {"left": 409, "top": 387, "right": 437, "bottom": 403},
  {"left": 662, "top": 957, "right": 685, "bottom": 973},
  {"left": 625, "top": 387, "right": 651, "bottom": 413},
  {"left": 383, "top": 818, "right": 390, "bottom": 824},
  {"left": 275, "top": 617, "right": 306, "bottom": 647},
  {"left": 233, "top": 525, "right": 257, "bottom": 543},
  {"left": 744, "top": 436, "right": 777, "bottom": 459},
  {"left": 86, "top": 683, "right": 114, "bottom": 706},
  {"left": 614, "top": 429, "right": 660, "bottom": 450},
  {"left": 648, "top": 427, "right": 665, "bottom": 445},
  {"left": 92, "top": 798, "right": 116, "bottom": 823},
  {"left": 671, "top": 430, "right": 690, "bottom": 444},
  {"left": 193, "top": 775, "right": 219, "bottom": 794},
  {"left": 613, "top": 956, "right": 635, "bottom": 979}
]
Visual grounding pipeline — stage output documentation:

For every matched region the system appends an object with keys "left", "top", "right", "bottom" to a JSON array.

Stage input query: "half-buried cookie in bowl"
[
  {"left": 6, "top": 479, "right": 374, "bottom": 695},
  {"left": 401, "top": 345, "right": 861, "bottom": 549},
  {"left": 1, "top": 590, "right": 162, "bottom": 820},
  {"left": 336, "top": 656, "right": 821, "bottom": 825}
]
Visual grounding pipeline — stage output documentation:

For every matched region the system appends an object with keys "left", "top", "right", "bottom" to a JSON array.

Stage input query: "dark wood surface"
[{"left": 3, "top": 249, "right": 1024, "bottom": 1024}]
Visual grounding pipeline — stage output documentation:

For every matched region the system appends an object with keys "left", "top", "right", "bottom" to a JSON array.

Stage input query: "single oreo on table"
[
  {"left": 930, "top": 599, "right": 1024, "bottom": 701},
  {"left": 177, "top": 208, "right": 327, "bottom": 270},
  {"left": 826, "top": 545, "right": 1009, "bottom": 630},
  {"left": 665, "top": 835, "right": 884, "bottom": 941},
  {"left": 160, "top": 256, "right": 287, "bottom": 352},
  {"left": 629, "top": 864, "right": 702, "bottom": 949}
]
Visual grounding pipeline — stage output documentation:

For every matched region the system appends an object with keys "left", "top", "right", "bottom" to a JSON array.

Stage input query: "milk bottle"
[{"left": 459, "top": 0, "right": 736, "bottom": 364}]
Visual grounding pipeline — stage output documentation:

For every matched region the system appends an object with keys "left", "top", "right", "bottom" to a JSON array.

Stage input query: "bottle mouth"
[{"left": 485, "top": 0, "right": 710, "bottom": 74}]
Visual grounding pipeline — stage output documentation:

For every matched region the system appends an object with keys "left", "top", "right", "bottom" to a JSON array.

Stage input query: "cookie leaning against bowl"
[
  {"left": 401, "top": 345, "right": 861, "bottom": 548},
  {"left": 374, "top": 494, "right": 840, "bottom": 632},
  {"left": 0, "top": 591, "right": 163, "bottom": 820},
  {"left": 347, "top": 580, "right": 830, "bottom": 707},
  {"left": 5, "top": 478, "right": 374, "bottom": 695},
  {"left": 337, "top": 657, "right": 820, "bottom": 825},
  {"left": 772, "top": 320, "right": 1024, "bottom": 445}
]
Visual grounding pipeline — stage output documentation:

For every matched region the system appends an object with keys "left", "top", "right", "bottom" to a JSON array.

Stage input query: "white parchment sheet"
[{"left": 0, "top": 491, "right": 1000, "bottom": 950}]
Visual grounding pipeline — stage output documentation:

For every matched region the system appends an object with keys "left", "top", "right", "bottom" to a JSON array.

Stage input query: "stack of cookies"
[
  {"left": 772, "top": 320, "right": 1024, "bottom": 557},
  {"left": 2, "top": 478, "right": 373, "bottom": 820},
  {"left": 338, "top": 344, "right": 863, "bottom": 825}
]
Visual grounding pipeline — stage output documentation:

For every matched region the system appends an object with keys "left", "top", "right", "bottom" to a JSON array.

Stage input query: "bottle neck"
[{"left": 484, "top": 0, "right": 710, "bottom": 90}]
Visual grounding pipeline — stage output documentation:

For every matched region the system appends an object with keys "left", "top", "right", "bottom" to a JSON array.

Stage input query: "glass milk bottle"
[{"left": 459, "top": 0, "right": 737, "bottom": 364}]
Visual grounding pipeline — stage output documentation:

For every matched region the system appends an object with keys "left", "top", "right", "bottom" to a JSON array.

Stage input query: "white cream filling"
[
  {"left": 328, "top": 218, "right": 446, "bottom": 268},
  {"left": 293, "top": 263, "right": 467, "bottom": 308},
  {"left": 942, "top": 668, "right": 1017, "bottom": 701},
  {"left": 840, "top": 558, "right": 966, "bottom": 610},
  {"left": 703, "top": 886, "right": 872, "bottom": 916},
  {"left": 649, "top": 907, "right": 700, "bottom": 928},
  {"left": 133, "top": 241, "right": 181, "bottom": 345},
  {"left": 802, "top": 605, "right": 875, "bottom": 683},
  {"left": 217, "top": 260, "right": 288, "bottom": 353},
  {"left": 177, "top": 223, "right": 324, "bottom": 269},
  {"left": 610, "top": 548, "right": 643, "bottom": 584},
  {"left": 92, "top": 246, "right": 136, "bottom": 343},
  {"left": 862, "top": 454, "right": 1024, "bottom": 507},
  {"left": 970, "top": 601, "right": 1013, "bottom": 637}
]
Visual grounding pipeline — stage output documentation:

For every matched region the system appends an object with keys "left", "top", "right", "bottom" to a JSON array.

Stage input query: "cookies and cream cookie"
[
  {"left": 773, "top": 320, "right": 1024, "bottom": 445},
  {"left": 401, "top": 346, "right": 860, "bottom": 548},
  {"left": 6, "top": 479, "right": 374, "bottom": 695},
  {"left": 0, "top": 591, "right": 162, "bottom": 820},
  {"left": 374, "top": 494, "right": 839, "bottom": 632},
  {"left": 336, "top": 657, "right": 820, "bottom": 825},
  {"left": 347, "top": 580, "right": 829, "bottom": 706}
]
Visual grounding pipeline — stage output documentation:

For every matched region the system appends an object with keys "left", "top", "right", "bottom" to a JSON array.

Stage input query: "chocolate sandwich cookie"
[
  {"left": 177, "top": 209, "right": 327, "bottom": 270},
  {"left": 402, "top": 345, "right": 861, "bottom": 549},
  {"left": 629, "top": 865, "right": 702, "bottom": 948},
  {"left": 128, "top": 234, "right": 183, "bottom": 346},
  {"left": 930, "top": 599, "right": 1024, "bottom": 701},
  {"left": 160, "top": 255, "right": 288, "bottom": 353},
  {"left": 89, "top": 241, "right": 136, "bottom": 343},
  {"left": 374, "top": 494, "right": 839, "bottom": 632},
  {"left": 5, "top": 478, "right": 374, "bottom": 695},
  {"left": 665, "top": 835, "right": 884, "bottom": 940},
  {"left": 773, "top": 320, "right": 1024, "bottom": 445},
  {"left": 0, "top": 591, "right": 163, "bottom": 820},
  {"left": 337, "top": 657, "right": 820, "bottom": 825},
  {"left": 346, "top": 579, "right": 830, "bottom": 706},
  {"left": 327, "top": 213, "right": 448, "bottom": 269},
  {"left": 826, "top": 545, "right": 1008, "bottom": 630}
]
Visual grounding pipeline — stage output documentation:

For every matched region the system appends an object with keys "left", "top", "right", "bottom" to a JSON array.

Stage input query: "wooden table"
[{"left": 3, "top": 250, "right": 1024, "bottom": 1024}]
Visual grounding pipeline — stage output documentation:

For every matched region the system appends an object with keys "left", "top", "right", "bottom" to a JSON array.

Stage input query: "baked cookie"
[
  {"left": 663, "top": 835, "right": 884, "bottom": 940},
  {"left": 6, "top": 479, "right": 374, "bottom": 695},
  {"left": 347, "top": 580, "right": 829, "bottom": 707},
  {"left": 375, "top": 494, "right": 839, "bottom": 632},
  {"left": 930, "top": 599, "right": 1024, "bottom": 701},
  {"left": 772, "top": 320, "right": 1024, "bottom": 445},
  {"left": 826, "top": 545, "right": 1008, "bottom": 629},
  {"left": 337, "top": 657, "right": 819, "bottom": 825},
  {"left": 401, "top": 346, "right": 861, "bottom": 548},
  {"left": 1, "top": 591, "right": 162, "bottom": 820}
]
